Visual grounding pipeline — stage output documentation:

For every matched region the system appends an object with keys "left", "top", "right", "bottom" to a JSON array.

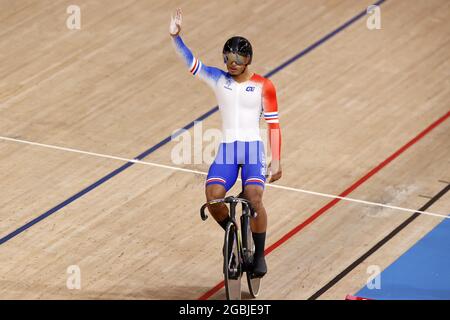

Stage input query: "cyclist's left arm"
[{"left": 262, "top": 79, "right": 282, "bottom": 182}]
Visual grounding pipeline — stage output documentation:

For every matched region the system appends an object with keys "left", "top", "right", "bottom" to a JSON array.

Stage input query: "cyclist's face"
[
  {"left": 224, "top": 52, "right": 250, "bottom": 75},
  {"left": 226, "top": 61, "right": 246, "bottom": 75}
]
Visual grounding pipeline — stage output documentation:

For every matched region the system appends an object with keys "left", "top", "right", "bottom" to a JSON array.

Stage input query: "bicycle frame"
[{"left": 200, "top": 195, "right": 261, "bottom": 299}]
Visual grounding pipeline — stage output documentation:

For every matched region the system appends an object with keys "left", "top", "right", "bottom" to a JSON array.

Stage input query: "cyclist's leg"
[
  {"left": 241, "top": 141, "right": 267, "bottom": 276},
  {"left": 205, "top": 142, "right": 239, "bottom": 229},
  {"left": 241, "top": 185, "right": 266, "bottom": 233},
  {"left": 240, "top": 140, "right": 267, "bottom": 232},
  {"left": 241, "top": 185, "right": 267, "bottom": 277},
  {"left": 205, "top": 184, "right": 228, "bottom": 226}
]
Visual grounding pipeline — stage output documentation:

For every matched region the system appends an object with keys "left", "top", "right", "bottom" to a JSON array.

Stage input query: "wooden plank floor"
[{"left": 0, "top": 0, "right": 448, "bottom": 299}]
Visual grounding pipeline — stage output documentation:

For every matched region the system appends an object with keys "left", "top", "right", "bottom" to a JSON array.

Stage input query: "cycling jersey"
[{"left": 173, "top": 35, "right": 281, "bottom": 189}]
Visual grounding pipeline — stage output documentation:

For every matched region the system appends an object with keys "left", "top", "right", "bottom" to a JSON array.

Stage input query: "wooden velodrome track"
[{"left": 0, "top": 0, "right": 449, "bottom": 299}]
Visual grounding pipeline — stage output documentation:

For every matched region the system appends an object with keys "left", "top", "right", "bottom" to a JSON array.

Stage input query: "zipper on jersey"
[{"left": 235, "top": 82, "right": 240, "bottom": 141}]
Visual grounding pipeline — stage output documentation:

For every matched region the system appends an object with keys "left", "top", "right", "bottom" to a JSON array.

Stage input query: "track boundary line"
[{"left": 0, "top": 135, "right": 448, "bottom": 220}]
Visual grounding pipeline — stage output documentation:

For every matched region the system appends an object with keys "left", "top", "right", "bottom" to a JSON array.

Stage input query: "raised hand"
[{"left": 169, "top": 8, "right": 182, "bottom": 36}]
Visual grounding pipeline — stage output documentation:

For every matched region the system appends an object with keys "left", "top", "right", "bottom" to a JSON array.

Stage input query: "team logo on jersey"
[{"left": 246, "top": 86, "right": 255, "bottom": 92}]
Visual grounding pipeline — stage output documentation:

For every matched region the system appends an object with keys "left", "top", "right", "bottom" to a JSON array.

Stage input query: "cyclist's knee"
[
  {"left": 205, "top": 184, "right": 226, "bottom": 202},
  {"left": 245, "top": 192, "right": 264, "bottom": 212},
  {"left": 250, "top": 198, "right": 264, "bottom": 213}
]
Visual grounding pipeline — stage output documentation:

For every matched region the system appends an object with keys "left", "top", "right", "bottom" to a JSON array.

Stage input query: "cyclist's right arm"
[
  {"left": 169, "top": 8, "right": 222, "bottom": 88},
  {"left": 171, "top": 35, "right": 223, "bottom": 88}
]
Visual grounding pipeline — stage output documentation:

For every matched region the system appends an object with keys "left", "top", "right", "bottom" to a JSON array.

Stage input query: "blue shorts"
[{"left": 206, "top": 141, "right": 266, "bottom": 191}]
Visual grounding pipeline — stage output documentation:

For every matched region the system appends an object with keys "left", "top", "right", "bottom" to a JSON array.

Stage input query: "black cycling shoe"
[{"left": 251, "top": 256, "right": 267, "bottom": 278}]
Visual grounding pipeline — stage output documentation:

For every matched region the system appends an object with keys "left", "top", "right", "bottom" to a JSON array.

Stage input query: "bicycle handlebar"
[{"left": 200, "top": 196, "right": 256, "bottom": 221}]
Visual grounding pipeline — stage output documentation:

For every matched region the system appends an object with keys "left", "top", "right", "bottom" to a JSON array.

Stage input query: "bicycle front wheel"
[{"left": 224, "top": 222, "right": 242, "bottom": 300}]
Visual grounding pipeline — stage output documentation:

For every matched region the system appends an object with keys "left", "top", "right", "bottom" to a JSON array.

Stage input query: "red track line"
[{"left": 197, "top": 110, "right": 450, "bottom": 300}]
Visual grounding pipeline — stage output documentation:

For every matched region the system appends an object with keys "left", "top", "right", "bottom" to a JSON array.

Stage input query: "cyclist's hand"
[
  {"left": 267, "top": 160, "right": 282, "bottom": 183},
  {"left": 170, "top": 8, "right": 182, "bottom": 36}
]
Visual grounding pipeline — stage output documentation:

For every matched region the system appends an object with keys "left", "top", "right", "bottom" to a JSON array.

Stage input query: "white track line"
[
  {"left": 1, "top": 135, "right": 448, "bottom": 219},
  {"left": 267, "top": 184, "right": 449, "bottom": 219},
  {"left": 0, "top": 136, "right": 206, "bottom": 176}
]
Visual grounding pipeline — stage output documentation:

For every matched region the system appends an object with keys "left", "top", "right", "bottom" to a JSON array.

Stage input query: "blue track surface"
[{"left": 356, "top": 215, "right": 450, "bottom": 300}]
